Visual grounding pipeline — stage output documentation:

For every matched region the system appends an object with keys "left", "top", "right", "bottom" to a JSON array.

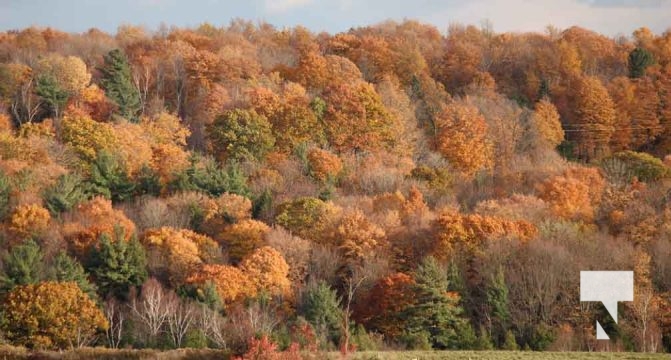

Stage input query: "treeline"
[{"left": 0, "top": 20, "right": 669, "bottom": 356}]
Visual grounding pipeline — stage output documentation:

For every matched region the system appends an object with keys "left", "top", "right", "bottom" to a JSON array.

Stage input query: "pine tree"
[
  {"left": 299, "top": 281, "right": 344, "bottom": 346},
  {"left": 99, "top": 49, "right": 141, "bottom": 122},
  {"left": 628, "top": 47, "right": 654, "bottom": 79},
  {"left": 89, "top": 151, "right": 135, "bottom": 203},
  {"left": 486, "top": 267, "right": 511, "bottom": 348},
  {"left": 0, "top": 170, "right": 11, "bottom": 221},
  {"left": 49, "top": 251, "right": 97, "bottom": 300},
  {"left": 35, "top": 74, "right": 69, "bottom": 119},
  {"left": 403, "top": 257, "right": 474, "bottom": 350},
  {"left": 0, "top": 239, "right": 44, "bottom": 293},
  {"left": 42, "top": 173, "right": 90, "bottom": 215},
  {"left": 89, "top": 227, "right": 147, "bottom": 299}
]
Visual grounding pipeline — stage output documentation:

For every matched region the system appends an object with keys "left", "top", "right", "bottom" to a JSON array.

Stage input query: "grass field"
[
  {"left": 0, "top": 347, "right": 667, "bottom": 360},
  {"left": 326, "top": 351, "right": 670, "bottom": 360}
]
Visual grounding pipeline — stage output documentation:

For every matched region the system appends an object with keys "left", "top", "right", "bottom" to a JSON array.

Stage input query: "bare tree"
[
  {"left": 166, "top": 295, "right": 197, "bottom": 348},
  {"left": 341, "top": 269, "right": 366, "bottom": 355},
  {"left": 105, "top": 298, "right": 125, "bottom": 349},
  {"left": 199, "top": 306, "right": 227, "bottom": 349},
  {"left": 130, "top": 278, "right": 172, "bottom": 344}
]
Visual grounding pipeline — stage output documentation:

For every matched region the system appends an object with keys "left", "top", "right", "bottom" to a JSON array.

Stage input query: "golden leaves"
[{"left": 2, "top": 281, "right": 107, "bottom": 350}]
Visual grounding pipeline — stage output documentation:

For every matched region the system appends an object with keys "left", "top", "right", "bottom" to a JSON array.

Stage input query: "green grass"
[{"left": 326, "top": 351, "right": 670, "bottom": 360}]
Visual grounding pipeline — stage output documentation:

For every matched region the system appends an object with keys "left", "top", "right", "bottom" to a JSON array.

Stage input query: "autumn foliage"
[{"left": 0, "top": 20, "right": 671, "bottom": 354}]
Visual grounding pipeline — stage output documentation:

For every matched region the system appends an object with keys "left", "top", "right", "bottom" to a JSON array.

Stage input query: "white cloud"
[{"left": 265, "top": 0, "right": 313, "bottom": 13}]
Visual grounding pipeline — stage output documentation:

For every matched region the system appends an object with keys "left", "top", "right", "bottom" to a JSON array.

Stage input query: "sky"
[{"left": 0, "top": 0, "right": 670, "bottom": 37}]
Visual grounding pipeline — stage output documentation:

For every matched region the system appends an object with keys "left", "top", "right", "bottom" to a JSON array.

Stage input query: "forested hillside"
[{"left": 0, "top": 21, "right": 670, "bottom": 356}]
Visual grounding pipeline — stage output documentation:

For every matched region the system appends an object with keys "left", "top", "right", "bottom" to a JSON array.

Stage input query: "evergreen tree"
[
  {"left": 89, "top": 151, "right": 135, "bottom": 203},
  {"left": 42, "top": 173, "right": 90, "bottom": 215},
  {"left": 35, "top": 74, "right": 69, "bottom": 119},
  {"left": 403, "top": 256, "right": 474, "bottom": 350},
  {"left": 537, "top": 78, "right": 551, "bottom": 101},
  {"left": 169, "top": 155, "right": 249, "bottom": 198},
  {"left": 628, "top": 47, "right": 655, "bottom": 79},
  {"left": 502, "top": 329, "right": 519, "bottom": 350},
  {"left": 135, "top": 165, "right": 161, "bottom": 197},
  {"left": 99, "top": 49, "right": 141, "bottom": 121},
  {"left": 0, "top": 239, "right": 44, "bottom": 293},
  {"left": 49, "top": 250, "right": 97, "bottom": 300},
  {"left": 299, "top": 281, "right": 343, "bottom": 346},
  {"left": 486, "top": 267, "right": 511, "bottom": 348},
  {"left": 0, "top": 170, "right": 11, "bottom": 221},
  {"left": 88, "top": 227, "right": 147, "bottom": 299}
]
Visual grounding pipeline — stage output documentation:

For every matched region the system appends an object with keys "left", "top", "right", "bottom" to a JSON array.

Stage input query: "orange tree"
[{"left": 2, "top": 281, "right": 107, "bottom": 349}]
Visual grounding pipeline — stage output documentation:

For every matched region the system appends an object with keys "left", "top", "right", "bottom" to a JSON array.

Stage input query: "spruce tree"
[
  {"left": 50, "top": 250, "right": 97, "bottom": 300},
  {"left": 0, "top": 239, "right": 44, "bottom": 293},
  {"left": 0, "top": 170, "right": 11, "bottom": 221},
  {"left": 299, "top": 281, "right": 344, "bottom": 346},
  {"left": 403, "top": 256, "right": 474, "bottom": 350},
  {"left": 35, "top": 74, "right": 69, "bottom": 119},
  {"left": 486, "top": 267, "right": 511, "bottom": 348},
  {"left": 88, "top": 227, "right": 147, "bottom": 299},
  {"left": 99, "top": 49, "right": 141, "bottom": 121},
  {"left": 89, "top": 151, "right": 135, "bottom": 203},
  {"left": 628, "top": 47, "right": 655, "bottom": 79},
  {"left": 42, "top": 173, "right": 90, "bottom": 215}
]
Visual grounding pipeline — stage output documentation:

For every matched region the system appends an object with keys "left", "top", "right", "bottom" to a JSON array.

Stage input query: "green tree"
[
  {"left": 42, "top": 173, "right": 90, "bottom": 215},
  {"left": 0, "top": 170, "right": 11, "bottom": 221},
  {"left": 0, "top": 239, "right": 44, "bottom": 293},
  {"left": 607, "top": 151, "right": 670, "bottom": 182},
  {"left": 35, "top": 74, "right": 68, "bottom": 119},
  {"left": 49, "top": 251, "right": 97, "bottom": 300},
  {"left": 402, "top": 256, "right": 474, "bottom": 350},
  {"left": 486, "top": 267, "right": 511, "bottom": 348},
  {"left": 628, "top": 47, "right": 655, "bottom": 79},
  {"left": 299, "top": 281, "right": 343, "bottom": 347},
  {"left": 89, "top": 151, "right": 135, "bottom": 203},
  {"left": 135, "top": 165, "right": 161, "bottom": 197},
  {"left": 207, "top": 109, "right": 275, "bottom": 163},
  {"left": 88, "top": 228, "right": 147, "bottom": 299},
  {"left": 169, "top": 155, "right": 249, "bottom": 198},
  {"left": 99, "top": 49, "right": 141, "bottom": 121}
]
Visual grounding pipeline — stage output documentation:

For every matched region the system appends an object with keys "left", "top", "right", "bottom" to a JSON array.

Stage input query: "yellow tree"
[
  {"left": 2, "top": 281, "right": 107, "bottom": 350},
  {"left": 321, "top": 81, "right": 399, "bottom": 153},
  {"left": 60, "top": 114, "right": 118, "bottom": 161},
  {"left": 331, "top": 209, "right": 386, "bottom": 261},
  {"left": 8, "top": 204, "right": 51, "bottom": 243},
  {"left": 608, "top": 76, "right": 636, "bottom": 151},
  {"left": 435, "top": 100, "right": 493, "bottom": 177},
  {"left": 532, "top": 98, "right": 564, "bottom": 147},
  {"left": 239, "top": 246, "right": 291, "bottom": 297},
  {"left": 35, "top": 54, "right": 91, "bottom": 96},
  {"left": 218, "top": 219, "right": 270, "bottom": 264},
  {"left": 142, "top": 227, "right": 219, "bottom": 285},
  {"left": 432, "top": 209, "right": 537, "bottom": 259},
  {"left": 186, "top": 264, "right": 256, "bottom": 306},
  {"left": 571, "top": 76, "right": 616, "bottom": 160},
  {"left": 200, "top": 193, "right": 252, "bottom": 237}
]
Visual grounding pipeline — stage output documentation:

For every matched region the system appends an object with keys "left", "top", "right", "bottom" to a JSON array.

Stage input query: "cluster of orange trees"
[{"left": 0, "top": 21, "right": 670, "bottom": 355}]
